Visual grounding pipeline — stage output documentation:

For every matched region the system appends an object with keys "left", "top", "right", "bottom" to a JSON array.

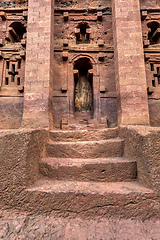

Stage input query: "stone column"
[
  {"left": 22, "top": 0, "right": 54, "bottom": 129},
  {"left": 112, "top": 0, "right": 150, "bottom": 125}
]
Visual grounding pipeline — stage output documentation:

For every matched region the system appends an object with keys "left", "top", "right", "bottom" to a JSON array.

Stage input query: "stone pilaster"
[
  {"left": 112, "top": 0, "right": 150, "bottom": 125},
  {"left": 22, "top": 0, "right": 54, "bottom": 128}
]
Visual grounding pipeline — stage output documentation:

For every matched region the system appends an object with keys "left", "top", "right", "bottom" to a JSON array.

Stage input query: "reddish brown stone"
[
  {"left": 0, "top": 12, "right": 7, "bottom": 20},
  {"left": 98, "top": 39, "right": 104, "bottom": 46},
  {"left": 99, "top": 52, "right": 104, "bottom": 61},
  {"left": 0, "top": 0, "right": 159, "bottom": 226},
  {"left": 63, "top": 12, "right": 68, "bottom": 21},
  {"left": 0, "top": 39, "right": 4, "bottom": 46},
  {"left": 112, "top": 0, "right": 150, "bottom": 125},
  {"left": 144, "top": 39, "right": 150, "bottom": 47},
  {"left": 62, "top": 51, "right": 68, "bottom": 60},
  {"left": 21, "top": 39, "right": 26, "bottom": 47},
  {"left": 141, "top": 11, "right": 148, "bottom": 20},
  {"left": 63, "top": 39, "right": 68, "bottom": 46},
  {"left": 97, "top": 11, "right": 103, "bottom": 21}
]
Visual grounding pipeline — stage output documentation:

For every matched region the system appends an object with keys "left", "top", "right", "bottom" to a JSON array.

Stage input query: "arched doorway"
[{"left": 73, "top": 58, "right": 93, "bottom": 116}]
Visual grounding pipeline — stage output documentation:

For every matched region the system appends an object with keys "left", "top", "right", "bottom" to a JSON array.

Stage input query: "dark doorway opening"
[{"left": 74, "top": 58, "right": 93, "bottom": 117}]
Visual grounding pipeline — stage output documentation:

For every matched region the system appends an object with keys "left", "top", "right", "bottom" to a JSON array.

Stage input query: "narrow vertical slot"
[{"left": 17, "top": 77, "right": 20, "bottom": 85}]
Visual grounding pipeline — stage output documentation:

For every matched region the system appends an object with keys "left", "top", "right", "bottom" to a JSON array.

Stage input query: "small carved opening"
[
  {"left": 6, "top": 61, "right": 9, "bottom": 69},
  {"left": 17, "top": 77, "right": 20, "bottom": 85},
  {"left": 10, "top": 64, "right": 16, "bottom": 82},
  {"left": 6, "top": 62, "right": 19, "bottom": 84},
  {"left": 152, "top": 80, "right": 155, "bottom": 87},
  {"left": 76, "top": 22, "right": 90, "bottom": 44},
  {"left": 74, "top": 58, "right": 93, "bottom": 113},
  {"left": 12, "top": 64, "right": 15, "bottom": 72},
  {"left": 147, "top": 21, "right": 160, "bottom": 45},
  {"left": 9, "top": 22, "right": 26, "bottom": 43},
  {"left": 5, "top": 77, "right": 9, "bottom": 85},
  {"left": 18, "top": 61, "right": 21, "bottom": 69},
  {"left": 150, "top": 63, "right": 154, "bottom": 71},
  {"left": 157, "top": 67, "right": 160, "bottom": 84}
]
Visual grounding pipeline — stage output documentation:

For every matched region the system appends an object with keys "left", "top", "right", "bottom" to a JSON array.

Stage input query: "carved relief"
[
  {"left": 0, "top": 2, "right": 27, "bottom": 128},
  {"left": 53, "top": 2, "right": 116, "bottom": 128},
  {"left": 145, "top": 53, "right": 160, "bottom": 98},
  {"left": 147, "top": 21, "right": 160, "bottom": 45},
  {"left": 0, "top": 8, "right": 27, "bottom": 96},
  {"left": 75, "top": 22, "right": 91, "bottom": 44},
  {"left": 141, "top": 11, "right": 160, "bottom": 47},
  {"left": 6, "top": 22, "right": 27, "bottom": 43},
  {"left": 142, "top": 10, "right": 160, "bottom": 99},
  {"left": 1, "top": 54, "right": 25, "bottom": 95}
]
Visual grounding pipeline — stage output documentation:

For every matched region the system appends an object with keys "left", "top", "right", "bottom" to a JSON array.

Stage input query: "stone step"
[
  {"left": 46, "top": 138, "right": 124, "bottom": 158},
  {"left": 49, "top": 127, "right": 118, "bottom": 142},
  {"left": 39, "top": 157, "right": 137, "bottom": 182},
  {"left": 25, "top": 179, "right": 157, "bottom": 218}
]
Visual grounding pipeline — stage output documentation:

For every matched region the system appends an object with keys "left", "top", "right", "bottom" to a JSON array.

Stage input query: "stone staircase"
[{"left": 26, "top": 128, "right": 155, "bottom": 218}]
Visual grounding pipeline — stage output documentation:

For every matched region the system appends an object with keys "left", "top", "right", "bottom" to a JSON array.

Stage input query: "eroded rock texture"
[{"left": 0, "top": 208, "right": 160, "bottom": 239}]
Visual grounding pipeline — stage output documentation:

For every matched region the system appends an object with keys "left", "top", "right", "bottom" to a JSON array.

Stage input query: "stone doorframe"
[{"left": 68, "top": 54, "right": 100, "bottom": 125}]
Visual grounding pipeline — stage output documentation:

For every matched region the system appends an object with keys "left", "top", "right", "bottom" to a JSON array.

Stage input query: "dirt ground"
[{"left": 0, "top": 207, "right": 160, "bottom": 240}]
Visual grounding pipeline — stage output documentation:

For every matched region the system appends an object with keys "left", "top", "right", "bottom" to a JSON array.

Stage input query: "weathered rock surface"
[{"left": 0, "top": 207, "right": 160, "bottom": 239}]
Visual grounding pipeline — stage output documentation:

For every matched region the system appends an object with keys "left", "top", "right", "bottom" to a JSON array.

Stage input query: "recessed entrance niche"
[
  {"left": 147, "top": 21, "right": 160, "bottom": 45},
  {"left": 73, "top": 57, "right": 93, "bottom": 118}
]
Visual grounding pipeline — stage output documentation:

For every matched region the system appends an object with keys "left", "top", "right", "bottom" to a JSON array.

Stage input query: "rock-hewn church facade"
[{"left": 0, "top": 0, "right": 159, "bottom": 218}]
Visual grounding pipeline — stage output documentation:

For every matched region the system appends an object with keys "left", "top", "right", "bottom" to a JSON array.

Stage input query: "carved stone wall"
[
  {"left": 0, "top": 4, "right": 27, "bottom": 128},
  {"left": 0, "top": 0, "right": 159, "bottom": 129},
  {"left": 53, "top": 0, "right": 117, "bottom": 129},
  {"left": 141, "top": 7, "right": 160, "bottom": 126}
]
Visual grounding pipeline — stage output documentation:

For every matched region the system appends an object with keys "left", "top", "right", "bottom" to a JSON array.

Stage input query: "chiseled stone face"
[
  {"left": 0, "top": 0, "right": 159, "bottom": 128},
  {"left": 53, "top": 0, "right": 117, "bottom": 129}
]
